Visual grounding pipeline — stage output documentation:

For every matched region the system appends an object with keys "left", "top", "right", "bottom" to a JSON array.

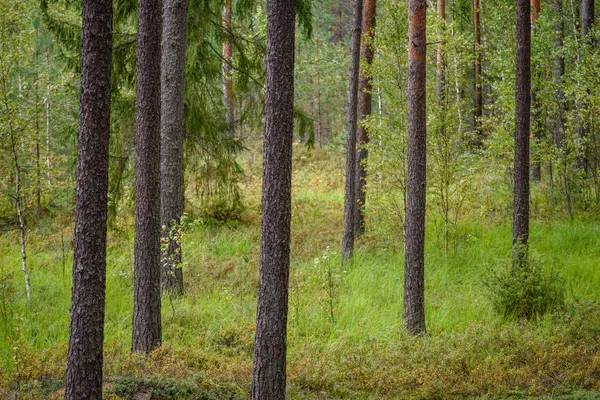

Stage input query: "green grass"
[{"left": 0, "top": 148, "right": 599, "bottom": 398}]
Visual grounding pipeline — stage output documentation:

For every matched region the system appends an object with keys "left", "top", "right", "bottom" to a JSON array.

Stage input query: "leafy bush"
[{"left": 486, "top": 254, "right": 565, "bottom": 320}]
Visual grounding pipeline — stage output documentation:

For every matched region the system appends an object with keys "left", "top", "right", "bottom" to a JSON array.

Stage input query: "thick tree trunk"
[
  {"left": 355, "top": 0, "right": 377, "bottom": 236},
  {"left": 64, "top": 0, "right": 112, "bottom": 398},
  {"left": 132, "top": 0, "right": 162, "bottom": 353},
  {"left": 473, "top": 0, "right": 483, "bottom": 140},
  {"left": 513, "top": 0, "right": 531, "bottom": 260},
  {"left": 404, "top": 0, "right": 427, "bottom": 335},
  {"left": 222, "top": 0, "right": 235, "bottom": 136},
  {"left": 251, "top": 1, "right": 296, "bottom": 398},
  {"left": 160, "top": 0, "right": 187, "bottom": 296},
  {"left": 342, "top": 0, "right": 363, "bottom": 262}
]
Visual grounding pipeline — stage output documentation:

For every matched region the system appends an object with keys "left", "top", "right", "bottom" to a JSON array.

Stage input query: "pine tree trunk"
[
  {"left": 355, "top": 0, "right": 377, "bottom": 236},
  {"left": 132, "top": 0, "right": 162, "bottom": 353},
  {"left": 473, "top": 0, "right": 483, "bottom": 141},
  {"left": 578, "top": 0, "right": 594, "bottom": 171},
  {"left": 222, "top": 0, "right": 235, "bottom": 136},
  {"left": 404, "top": 0, "right": 427, "bottom": 335},
  {"left": 251, "top": 0, "right": 296, "bottom": 398},
  {"left": 160, "top": 0, "right": 187, "bottom": 296},
  {"left": 513, "top": 0, "right": 531, "bottom": 260},
  {"left": 342, "top": 0, "right": 363, "bottom": 262},
  {"left": 64, "top": 0, "right": 112, "bottom": 398}
]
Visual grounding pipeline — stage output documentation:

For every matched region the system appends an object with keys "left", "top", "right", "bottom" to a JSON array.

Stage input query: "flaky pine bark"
[
  {"left": 251, "top": 0, "right": 296, "bottom": 398},
  {"left": 342, "top": 0, "right": 363, "bottom": 262},
  {"left": 473, "top": 0, "right": 483, "bottom": 140},
  {"left": 160, "top": 0, "right": 187, "bottom": 295},
  {"left": 222, "top": 0, "right": 235, "bottom": 136},
  {"left": 355, "top": 0, "right": 377, "bottom": 236},
  {"left": 513, "top": 0, "right": 531, "bottom": 260},
  {"left": 132, "top": 0, "right": 162, "bottom": 353},
  {"left": 404, "top": 0, "right": 427, "bottom": 334},
  {"left": 64, "top": 0, "right": 112, "bottom": 398}
]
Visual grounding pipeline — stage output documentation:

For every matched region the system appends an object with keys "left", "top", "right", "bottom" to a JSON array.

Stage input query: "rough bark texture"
[
  {"left": 64, "top": 0, "right": 112, "bottom": 398},
  {"left": 160, "top": 0, "right": 187, "bottom": 296},
  {"left": 473, "top": 0, "right": 483, "bottom": 140},
  {"left": 133, "top": 0, "right": 162, "bottom": 353},
  {"left": 222, "top": 0, "right": 235, "bottom": 136},
  {"left": 342, "top": 0, "right": 363, "bottom": 262},
  {"left": 513, "top": 0, "right": 531, "bottom": 257},
  {"left": 554, "top": 0, "right": 565, "bottom": 149},
  {"left": 355, "top": 0, "right": 377, "bottom": 236},
  {"left": 404, "top": 0, "right": 427, "bottom": 335},
  {"left": 251, "top": 1, "right": 296, "bottom": 398}
]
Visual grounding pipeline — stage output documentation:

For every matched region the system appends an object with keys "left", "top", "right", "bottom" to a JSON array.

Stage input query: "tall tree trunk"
[
  {"left": 554, "top": 0, "right": 565, "bottom": 149},
  {"left": 513, "top": 0, "right": 531, "bottom": 261},
  {"left": 160, "top": 0, "right": 187, "bottom": 296},
  {"left": 531, "top": 0, "right": 542, "bottom": 181},
  {"left": 355, "top": 0, "right": 377, "bottom": 236},
  {"left": 582, "top": 0, "right": 595, "bottom": 37},
  {"left": 132, "top": 0, "right": 162, "bottom": 353},
  {"left": 222, "top": 0, "right": 235, "bottom": 136},
  {"left": 342, "top": 0, "right": 363, "bottom": 262},
  {"left": 404, "top": 0, "right": 427, "bottom": 335},
  {"left": 251, "top": 0, "right": 296, "bottom": 398},
  {"left": 473, "top": 0, "right": 483, "bottom": 140},
  {"left": 35, "top": 73, "right": 42, "bottom": 214},
  {"left": 46, "top": 54, "right": 52, "bottom": 188},
  {"left": 64, "top": 0, "right": 112, "bottom": 398}
]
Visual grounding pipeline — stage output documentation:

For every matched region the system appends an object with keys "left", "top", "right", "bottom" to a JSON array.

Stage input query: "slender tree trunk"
[
  {"left": 355, "top": 0, "right": 377, "bottom": 236},
  {"left": 46, "top": 54, "right": 51, "bottom": 188},
  {"left": 582, "top": 0, "right": 594, "bottom": 37},
  {"left": 251, "top": 0, "right": 296, "bottom": 398},
  {"left": 132, "top": 0, "right": 162, "bottom": 353},
  {"left": 222, "top": 0, "right": 235, "bottom": 136},
  {"left": 578, "top": 0, "right": 594, "bottom": 171},
  {"left": 64, "top": 0, "right": 112, "bottom": 398},
  {"left": 473, "top": 0, "right": 483, "bottom": 140},
  {"left": 10, "top": 135, "right": 30, "bottom": 300},
  {"left": 513, "top": 0, "right": 531, "bottom": 261},
  {"left": 404, "top": 0, "right": 427, "bottom": 335},
  {"left": 554, "top": 0, "right": 565, "bottom": 149},
  {"left": 160, "top": 0, "right": 187, "bottom": 296},
  {"left": 35, "top": 74, "right": 42, "bottom": 214},
  {"left": 531, "top": 0, "right": 542, "bottom": 182},
  {"left": 342, "top": 0, "right": 363, "bottom": 262}
]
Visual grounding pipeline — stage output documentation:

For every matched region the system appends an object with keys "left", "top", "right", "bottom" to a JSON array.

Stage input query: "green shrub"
[{"left": 486, "top": 254, "right": 565, "bottom": 320}]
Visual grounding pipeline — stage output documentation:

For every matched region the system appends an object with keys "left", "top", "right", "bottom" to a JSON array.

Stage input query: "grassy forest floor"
[{"left": 0, "top": 146, "right": 600, "bottom": 399}]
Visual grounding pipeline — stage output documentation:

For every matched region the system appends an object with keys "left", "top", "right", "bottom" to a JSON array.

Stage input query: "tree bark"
[
  {"left": 355, "top": 0, "right": 377, "bottom": 236},
  {"left": 64, "top": 0, "right": 112, "bottom": 398},
  {"left": 404, "top": 0, "right": 427, "bottom": 335},
  {"left": 160, "top": 0, "right": 187, "bottom": 296},
  {"left": 132, "top": 0, "right": 162, "bottom": 353},
  {"left": 513, "top": 0, "right": 531, "bottom": 260},
  {"left": 342, "top": 0, "right": 363, "bottom": 262},
  {"left": 251, "top": 0, "right": 296, "bottom": 398},
  {"left": 578, "top": 0, "right": 594, "bottom": 170},
  {"left": 582, "top": 0, "right": 594, "bottom": 37},
  {"left": 473, "top": 0, "right": 483, "bottom": 140},
  {"left": 222, "top": 0, "right": 235, "bottom": 136}
]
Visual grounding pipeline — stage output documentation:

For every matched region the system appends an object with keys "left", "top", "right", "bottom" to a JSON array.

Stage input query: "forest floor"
[{"left": 0, "top": 146, "right": 599, "bottom": 399}]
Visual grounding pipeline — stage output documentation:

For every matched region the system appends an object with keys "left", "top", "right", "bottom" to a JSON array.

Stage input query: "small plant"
[
  {"left": 485, "top": 253, "right": 565, "bottom": 320},
  {"left": 314, "top": 246, "right": 343, "bottom": 324}
]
